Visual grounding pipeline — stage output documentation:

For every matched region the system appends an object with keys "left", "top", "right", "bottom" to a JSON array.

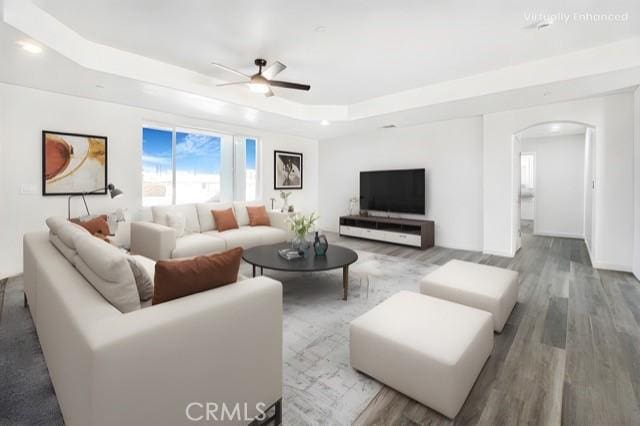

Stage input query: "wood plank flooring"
[{"left": 325, "top": 229, "right": 640, "bottom": 425}]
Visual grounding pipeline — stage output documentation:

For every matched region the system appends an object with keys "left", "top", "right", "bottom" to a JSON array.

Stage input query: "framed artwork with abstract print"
[
  {"left": 274, "top": 150, "right": 303, "bottom": 190},
  {"left": 42, "top": 130, "right": 107, "bottom": 195}
]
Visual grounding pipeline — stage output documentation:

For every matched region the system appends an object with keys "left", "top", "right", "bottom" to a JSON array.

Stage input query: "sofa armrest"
[
  {"left": 130, "top": 221, "right": 176, "bottom": 260},
  {"left": 87, "top": 277, "right": 283, "bottom": 426}
]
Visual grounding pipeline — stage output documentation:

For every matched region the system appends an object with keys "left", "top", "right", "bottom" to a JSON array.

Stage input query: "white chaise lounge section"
[
  {"left": 23, "top": 231, "right": 283, "bottom": 426},
  {"left": 350, "top": 291, "right": 493, "bottom": 419},
  {"left": 420, "top": 260, "right": 519, "bottom": 332}
]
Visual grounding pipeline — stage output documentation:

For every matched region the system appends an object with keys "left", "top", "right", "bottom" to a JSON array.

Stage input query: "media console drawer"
[
  {"left": 361, "top": 228, "right": 387, "bottom": 241},
  {"left": 339, "top": 216, "right": 434, "bottom": 250},
  {"left": 385, "top": 232, "right": 421, "bottom": 246},
  {"left": 340, "top": 225, "right": 362, "bottom": 238}
]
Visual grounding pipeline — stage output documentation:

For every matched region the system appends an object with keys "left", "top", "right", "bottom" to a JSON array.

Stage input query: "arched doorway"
[{"left": 511, "top": 121, "right": 596, "bottom": 261}]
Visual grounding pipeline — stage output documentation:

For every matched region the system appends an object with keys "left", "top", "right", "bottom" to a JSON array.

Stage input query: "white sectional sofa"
[
  {"left": 131, "top": 201, "right": 291, "bottom": 260},
  {"left": 23, "top": 222, "right": 283, "bottom": 425}
]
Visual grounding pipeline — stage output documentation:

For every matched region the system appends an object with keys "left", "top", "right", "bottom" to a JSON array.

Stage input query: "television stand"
[{"left": 339, "top": 215, "right": 434, "bottom": 250}]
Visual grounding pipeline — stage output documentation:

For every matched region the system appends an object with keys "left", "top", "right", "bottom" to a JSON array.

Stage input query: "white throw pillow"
[
  {"left": 127, "top": 256, "right": 154, "bottom": 301},
  {"left": 74, "top": 234, "right": 141, "bottom": 313},
  {"left": 166, "top": 213, "right": 187, "bottom": 237},
  {"left": 46, "top": 216, "right": 90, "bottom": 264},
  {"left": 151, "top": 204, "right": 200, "bottom": 233}
]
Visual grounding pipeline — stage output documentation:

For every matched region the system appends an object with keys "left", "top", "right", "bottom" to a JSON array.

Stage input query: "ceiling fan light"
[{"left": 249, "top": 82, "right": 270, "bottom": 94}]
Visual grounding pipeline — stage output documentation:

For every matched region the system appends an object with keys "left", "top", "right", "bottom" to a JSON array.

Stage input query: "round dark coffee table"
[{"left": 242, "top": 242, "right": 359, "bottom": 301}]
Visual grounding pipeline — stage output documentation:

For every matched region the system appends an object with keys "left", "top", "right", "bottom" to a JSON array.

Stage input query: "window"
[
  {"left": 142, "top": 125, "right": 259, "bottom": 206},
  {"left": 245, "top": 138, "right": 258, "bottom": 201},
  {"left": 175, "top": 130, "right": 221, "bottom": 204},
  {"left": 142, "top": 127, "right": 173, "bottom": 206}
]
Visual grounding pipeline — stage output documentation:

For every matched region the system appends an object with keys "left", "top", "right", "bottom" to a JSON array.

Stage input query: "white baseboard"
[
  {"left": 436, "top": 243, "right": 483, "bottom": 252},
  {"left": 482, "top": 249, "right": 515, "bottom": 258},
  {"left": 533, "top": 231, "right": 584, "bottom": 239},
  {"left": 592, "top": 261, "right": 633, "bottom": 273}
]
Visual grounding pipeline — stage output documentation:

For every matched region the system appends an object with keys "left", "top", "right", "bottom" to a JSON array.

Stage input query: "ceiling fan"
[{"left": 212, "top": 58, "right": 311, "bottom": 97}]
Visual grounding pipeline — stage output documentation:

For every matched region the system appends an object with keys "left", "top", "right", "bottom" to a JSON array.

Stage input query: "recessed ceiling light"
[
  {"left": 551, "top": 124, "right": 561, "bottom": 133},
  {"left": 17, "top": 40, "right": 42, "bottom": 54},
  {"left": 320, "top": 120, "right": 330, "bottom": 126},
  {"left": 315, "top": 26, "right": 327, "bottom": 33}
]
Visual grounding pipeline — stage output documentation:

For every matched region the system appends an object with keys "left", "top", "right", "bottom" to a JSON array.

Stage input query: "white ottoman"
[
  {"left": 350, "top": 291, "right": 493, "bottom": 419},
  {"left": 420, "top": 260, "right": 518, "bottom": 332}
]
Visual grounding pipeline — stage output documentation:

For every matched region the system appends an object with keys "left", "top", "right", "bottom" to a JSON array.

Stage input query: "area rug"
[{"left": 0, "top": 251, "right": 437, "bottom": 425}]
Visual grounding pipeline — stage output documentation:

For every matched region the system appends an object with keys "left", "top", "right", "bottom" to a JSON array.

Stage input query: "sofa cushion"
[
  {"left": 166, "top": 213, "right": 186, "bottom": 238},
  {"left": 212, "top": 208, "right": 239, "bottom": 232},
  {"left": 172, "top": 233, "right": 227, "bottom": 258},
  {"left": 152, "top": 247, "right": 243, "bottom": 305},
  {"left": 46, "top": 216, "right": 90, "bottom": 247},
  {"left": 74, "top": 235, "right": 141, "bottom": 313},
  {"left": 253, "top": 226, "right": 289, "bottom": 245},
  {"left": 46, "top": 217, "right": 90, "bottom": 264},
  {"left": 247, "top": 205, "right": 271, "bottom": 226},
  {"left": 209, "top": 226, "right": 263, "bottom": 249},
  {"left": 233, "top": 201, "right": 265, "bottom": 226},
  {"left": 151, "top": 204, "right": 200, "bottom": 234},
  {"left": 49, "top": 232, "right": 78, "bottom": 264},
  {"left": 196, "top": 202, "right": 233, "bottom": 232}
]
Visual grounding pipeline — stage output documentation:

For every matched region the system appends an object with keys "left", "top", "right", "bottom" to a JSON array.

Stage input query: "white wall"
[
  {"left": 521, "top": 134, "right": 586, "bottom": 238},
  {"left": 634, "top": 87, "right": 640, "bottom": 280},
  {"left": 318, "top": 117, "right": 484, "bottom": 251},
  {"left": 0, "top": 83, "right": 318, "bottom": 278},
  {"left": 483, "top": 93, "right": 635, "bottom": 270}
]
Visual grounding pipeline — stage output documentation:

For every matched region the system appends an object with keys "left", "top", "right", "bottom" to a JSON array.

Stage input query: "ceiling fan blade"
[
  {"left": 264, "top": 87, "right": 275, "bottom": 97},
  {"left": 262, "top": 61, "right": 286, "bottom": 79},
  {"left": 216, "top": 81, "right": 248, "bottom": 87},
  {"left": 211, "top": 62, "right": 250, "bottom": 78},
  {"left": 268, "top": 80, "right": 311, "bottom": 91}
]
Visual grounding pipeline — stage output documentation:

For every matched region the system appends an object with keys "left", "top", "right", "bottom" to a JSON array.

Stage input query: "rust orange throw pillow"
[
  {"left": 152, "top": 247, "right": 243, "bottom": 305},
  {"left": 211, "top": 208, "right": 239, "bottom": 231},
  {"left": 246, "top": 205, "right": 271, "bottom": 226},
  {"left": 70, "top": 215, "right": 110, "bottom": 240}
]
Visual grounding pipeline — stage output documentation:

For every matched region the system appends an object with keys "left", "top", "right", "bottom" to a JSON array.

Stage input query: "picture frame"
[
  {"left": 42, "top": 130, "right": 108, "bottom": 196},
  {"left": 274, "top": 150, "right": 303, "bottom": 190}
]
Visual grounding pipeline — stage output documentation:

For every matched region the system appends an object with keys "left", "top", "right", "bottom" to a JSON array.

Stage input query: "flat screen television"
[{"left": 360, "top": 168, "right": 425, "bottom": 214}]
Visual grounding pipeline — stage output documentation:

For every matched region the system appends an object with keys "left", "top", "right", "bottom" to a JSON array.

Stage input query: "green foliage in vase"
[{"left": 287, "top": 212, "right": 319, "bottom": 238}]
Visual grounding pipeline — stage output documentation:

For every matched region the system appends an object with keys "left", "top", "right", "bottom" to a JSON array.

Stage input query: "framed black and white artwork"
[{"left": 274, "top": 150, "right": 303, "bottom": 190}]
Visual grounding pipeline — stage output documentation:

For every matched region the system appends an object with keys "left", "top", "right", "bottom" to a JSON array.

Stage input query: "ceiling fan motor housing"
[{"left": 255, "top": 58, "right": 267, "bottom": 70}]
